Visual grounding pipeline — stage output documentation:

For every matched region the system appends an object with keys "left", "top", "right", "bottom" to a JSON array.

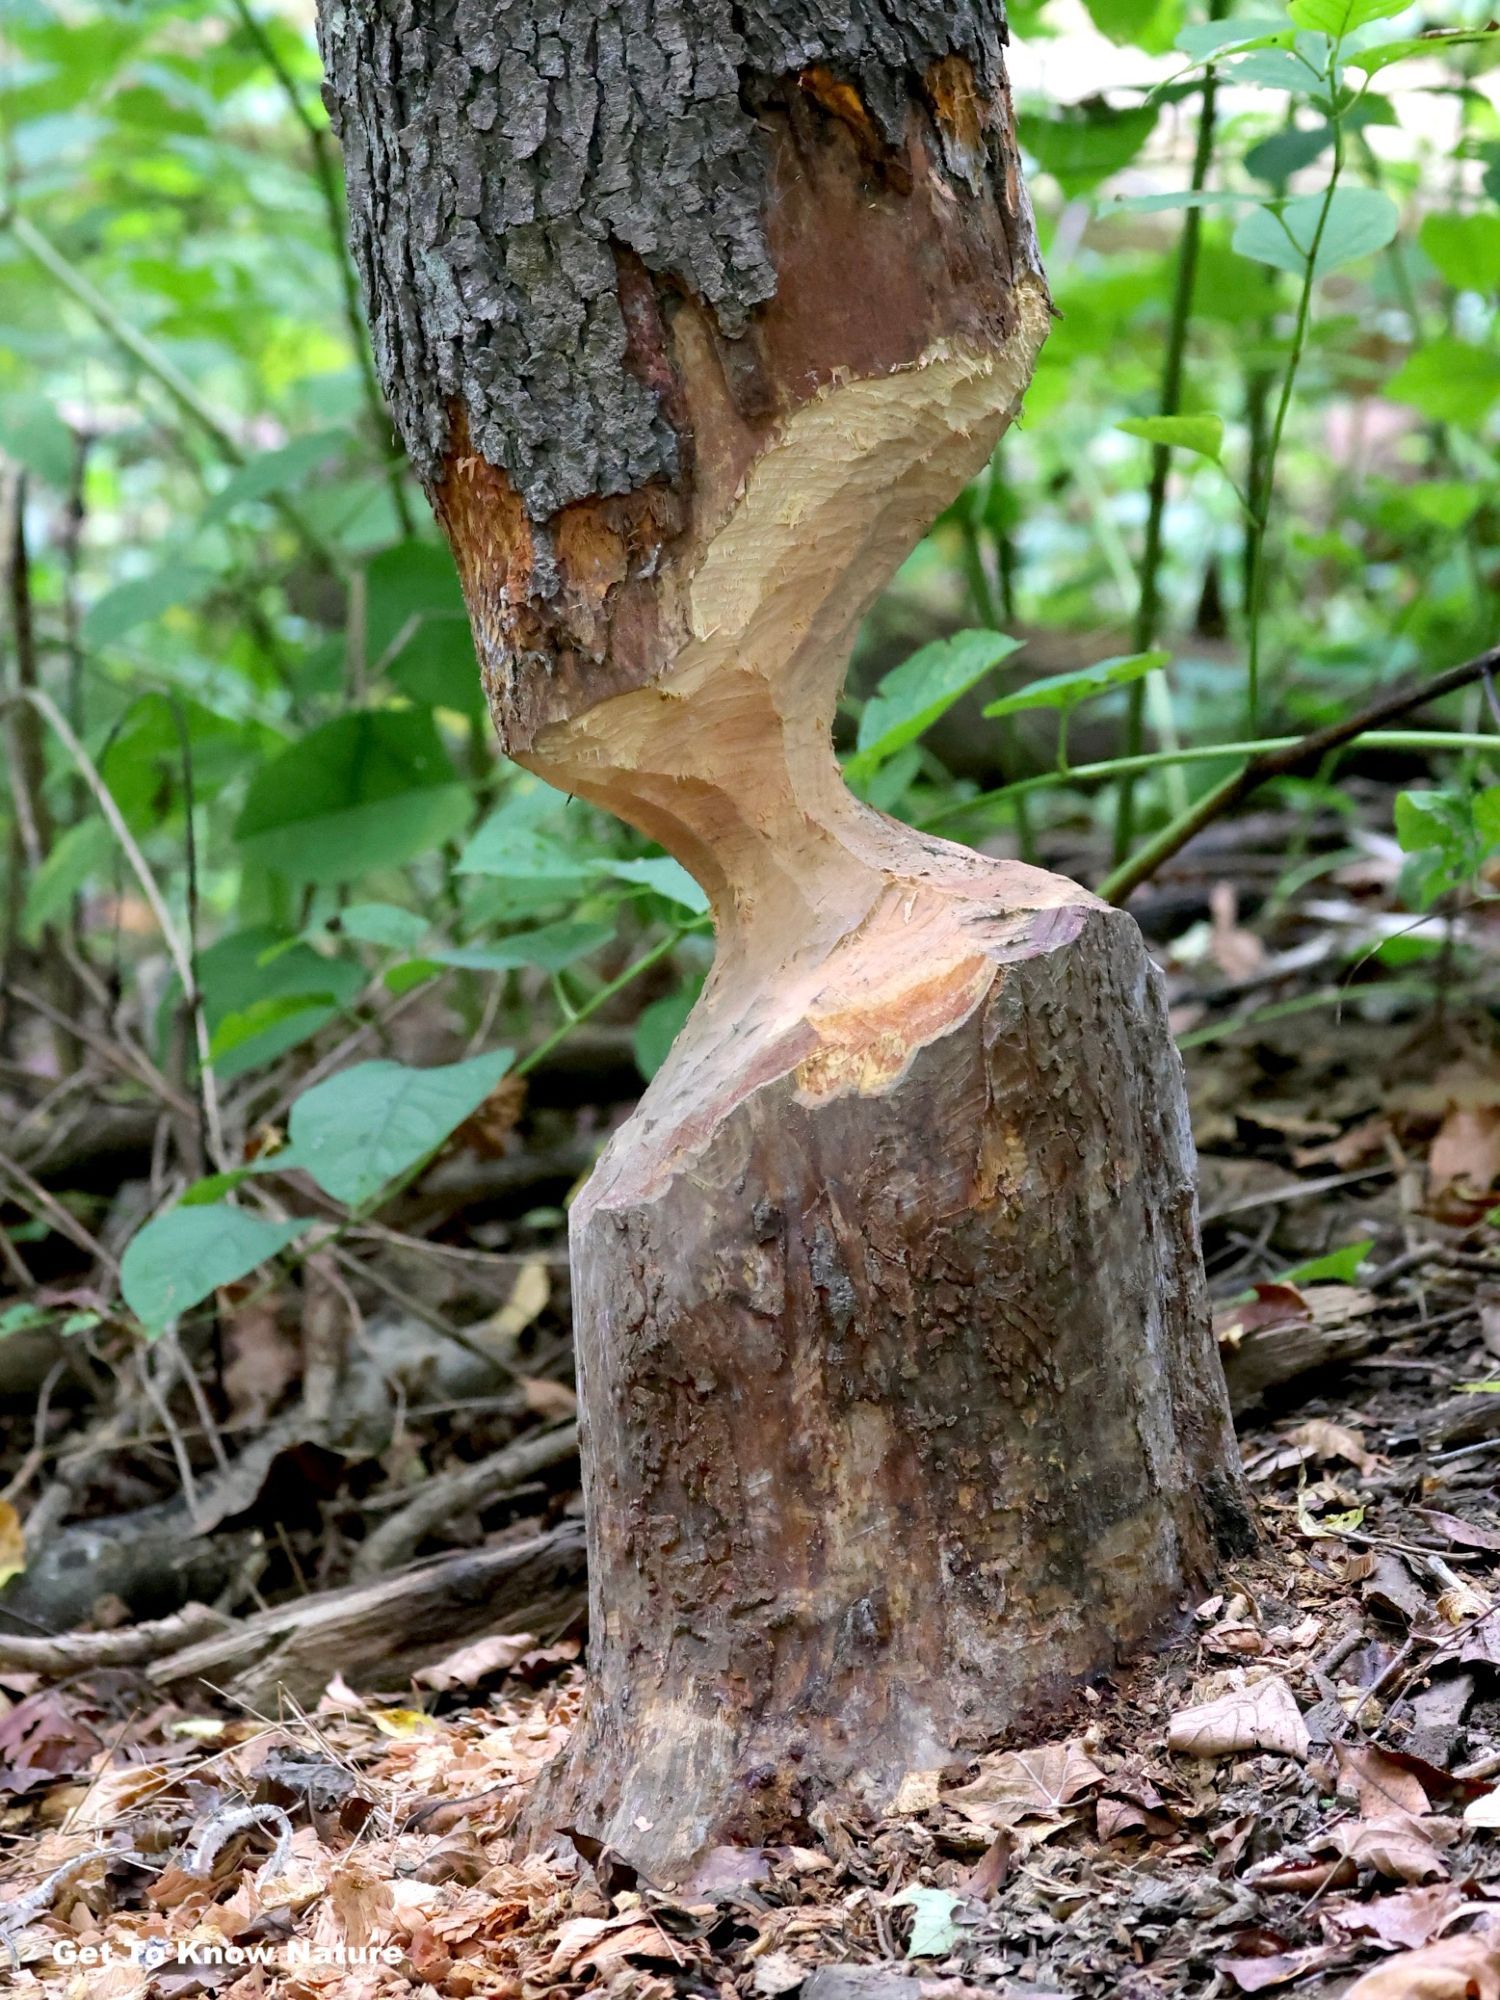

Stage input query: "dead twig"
[
  {"left": 1105, "top": 641, "right": 1500, "bottom": 904},
  {"left": 353, "top": 1420, "right": 579, "bottom": 1579},
  {"left": 0, "top": 1600, "right": 229, "bottom": 1674}
]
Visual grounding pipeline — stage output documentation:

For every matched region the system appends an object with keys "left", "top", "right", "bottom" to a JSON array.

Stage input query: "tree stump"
[{"left": 318, "top": 0, "right": 1253, "bottom": 1877}]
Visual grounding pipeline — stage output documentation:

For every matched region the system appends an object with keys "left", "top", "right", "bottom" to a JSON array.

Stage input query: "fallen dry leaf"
[
  {"left": 1428, "top": 1098, "right": 1500, "bottom": 1217},
  {"left": 1167, "top": 1675, "right": 1310, "bottom": 1762},
  {"left": 415, "top": 1632, "right": 539, "bottom": 1692},
  {"left": 1288, "top": 1418, "right": 1378, "bottom": 1474},
  {"left": 1345, "top": 1928, "right": 1500, "bottom": 1999},
  {"left": 1220, "top": 1945, "right": 1343, "bottom": 1992},
  {"left": 1326, "top": 1811, "right": 1449, "bottom": 1883},
  {"left": 1415, "top": 1509, "right": 1500, "bottom": 1555},
  {"left": 1326, "top": 1880, "right": 1467, "bottom": 1952},
  {"left": 1337, "top": 1743, "right": 1431, "bottom": 1819},
  {"left": 945, "top": 1738, "right": 1106, "bottom": 1827}
]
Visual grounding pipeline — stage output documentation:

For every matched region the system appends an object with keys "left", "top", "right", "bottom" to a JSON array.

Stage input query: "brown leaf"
[
  {"left": 945, "top": 1738, "right": 1106, "bottom": 1827},
  {"left": 1414, "top": 1509, "right": 1500, "bottom": 1555},
  {"left": 414, "top": 1631, "right": 539, "bottom": 1692},
  {"left": 1429, "top": 1101, "right": 1500, "bottom": 1217},
  {"left": 958, "top": 1830, "right": 1015, "bottom": 1897},
  {"left": 1326, "top": 1812, "right": 1449, "bottom": 1883},
  {"left": 0, "top": 1688, "right": 103, "bottom": 1792},
  {"left": 1337, "top": 1743, "right": 1431, "bottom": 1818},
  {"left": 1167, "top": 1675, "right": 1310, "bottom": 1762},
  {"left": 1345, "top": 1929, "right": 1500, "bottom": 2000},
  {"left": 1220, "top": 1946, "right": 1343, "bottom": 1992},
  {"left": 1326, "top": 1880, "right": 1466, "bottom": 1952},
  {"left": 1364, "top": 1551, "right": 1432, "bottom": 1627},
  {"left": 1287, "top": 1419, "right": 1378, "bottom": 1475}
]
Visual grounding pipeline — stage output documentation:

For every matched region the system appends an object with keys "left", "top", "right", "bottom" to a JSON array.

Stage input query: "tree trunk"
[{"left": 318, "top": 0, "right": 1252, "bottom": 1877}]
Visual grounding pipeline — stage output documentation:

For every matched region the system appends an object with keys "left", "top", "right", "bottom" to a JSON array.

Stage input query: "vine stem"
[{"left": 1113, "top": 0, "right": 1227, "bottom": 864}]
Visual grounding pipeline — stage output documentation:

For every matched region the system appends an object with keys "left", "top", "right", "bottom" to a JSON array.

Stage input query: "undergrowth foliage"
[{"left": 0, "top": 0, "right": 1496, "bottom": 1334}]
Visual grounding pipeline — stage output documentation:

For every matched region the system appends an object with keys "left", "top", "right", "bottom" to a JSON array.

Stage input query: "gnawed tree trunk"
[{"left": 318, "top": 1, "right": 1252, "bottom": 1875}]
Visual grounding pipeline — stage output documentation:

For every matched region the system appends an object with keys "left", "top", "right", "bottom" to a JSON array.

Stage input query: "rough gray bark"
[{"left": 317, "top": 1, "right": 1018, "bottom": 515}]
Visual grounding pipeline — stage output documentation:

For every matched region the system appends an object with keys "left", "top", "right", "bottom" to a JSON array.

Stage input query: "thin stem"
[
  {"left": 1243, "top": 52, "right": 1348, "bottom": 729},
  {"left": 1114, "top": 0, "right": 1226, "bottom": 863},
  {"left": 958, "top": 509, "right": 1035, "bottom": 861},
  {"left": 225, "top": 0, "right": 414, "bottom": 535},
  {"left": 4, "top": 687, "right": 227, "bottom": 1169},
  {"left": 515, "top": 923, "right": 703, "bottom": 1080},
  {"left": 923, "top": 729, "right": 1500, "bottom": 833}
]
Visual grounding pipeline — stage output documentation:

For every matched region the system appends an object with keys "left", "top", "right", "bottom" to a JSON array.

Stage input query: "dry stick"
[
  {"left": 0, "top": 1601, "right": 228, "bottom": 1675},
  {"left": 4, "top": 686, "right": 227, "bottom": 1169},
  {"left": 353, "top": 1420, "right": 579, "bottom": 1579},
  {"left": 1101, "top": 642, "right": 1500, "bottom": 905}
]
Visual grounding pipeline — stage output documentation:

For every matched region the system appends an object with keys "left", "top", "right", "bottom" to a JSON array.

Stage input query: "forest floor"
[{"left": 1, "top": 793, "right": 1499, "bottom": 1999}]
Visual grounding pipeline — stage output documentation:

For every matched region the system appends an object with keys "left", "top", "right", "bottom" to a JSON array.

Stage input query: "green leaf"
[
  {"left": 1107, "top": 190, "right": 1260, "bottom": 213},
  {"left": 1228, "top": 48, "right": 1319, "bottom": 88},
  {"left": 634, "top": 978, "right": 704, "bottom": 1081},
  {"left": 847, "top": 629, "right": 1024, "bottom": 781},
  {"left": 1420, "top": 212, "right": 1500, "bottom": 296},
  {"left": 339, "top": 902, "right": 429, "bottom": 950},
  {"left": 288, "top": 1049, "right": 516, "bottom": 1208},
  {"left": 121, "top": 1206, "right": 309, "bottom": 1333},
  {"left": 1394, "top": 786, "right": 1500, "bottom": 908},
  {"left": 1174, "top": 18, "right": 1291, "bottom": 59},
  {"left": 82, "top": 565, "right": 216, "bottom": 645},
  {"left": 1350, "top": 28, "right": 1500, "bottom": 73},
  {"left": 365, "top": 539, "right": 481, "bottom": 716},
  {"left": 892, "top": 1887, "right": 968, "bottom": 1960},
  {"left": 234, "top": 709, "right": 471, "bottom": 885},
  {"left": 1232, "top": 187, "right": 1398, "bottom": 277},
  {"left": 1082, "top": 0, "right": 1184, "bottom": 54},
  {"left": 1280, "top": 1238, "right": 1373, "bottom": 1284},
  {"left": 600, "top": 856, "right": 709, "bottom": 914},
  {"left": 1386, "top": 339, "right": 1500, "bottom": 426},
  {"left": 984, "top": 650, "right": 1169, "bottom": 719},
  {"left": 456, "top": 820, "right": 596, "bottom": 882},
  {"left": 21, "top": 815, "right": 114, "bottom": 942},
  {"left": 208, "top": 993, "right": 338, "bottom": 1063},
  {"left": 433, "top": 919, "right": 615, "bottom": 975},
  {"left": 1021, "top": 102, "right": 1159, "bottom": 197},
  {"left": 203, "top": 430, "right": 344, "bottom": 521},
  {"left": 0, "top": 392, "right": 74, "bottom": 487},
  {"left": 1288, "top": 0, "right": 1404, "bottom": 35},
  {"left": 191, "top": 929, "right": 363, "bottom": 1082},
  {"left": 1116, "top": 413, "right": 1224, "bottom": 462}
]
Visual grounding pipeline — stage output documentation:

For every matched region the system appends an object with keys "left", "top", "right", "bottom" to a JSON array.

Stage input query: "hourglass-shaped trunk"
[{"left": 318, "top": 1, "right": 1251, "bottom": 1876}]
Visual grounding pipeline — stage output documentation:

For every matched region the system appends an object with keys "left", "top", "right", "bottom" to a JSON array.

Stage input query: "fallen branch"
[
  {"left": 0, "top": 1600, "right": 228, "bottom": 1675},
  {"left": 150, "top": 1519, "right": 586, "bottom": 1708},
  {"left": 1101, "top": 642, "right": 1500, "bottom": 905},
  {"left": 353, "top": 1421, "right": 578, "bottom": 1579}
]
